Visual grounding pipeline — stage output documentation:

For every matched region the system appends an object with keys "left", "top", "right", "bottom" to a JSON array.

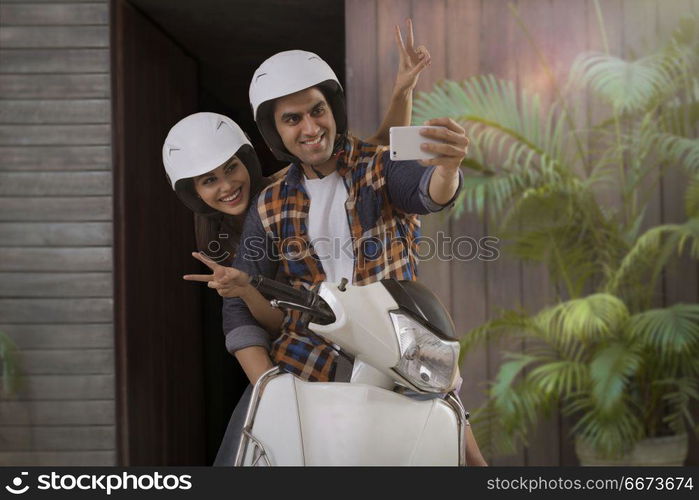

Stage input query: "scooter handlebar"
[
  {"left": 249, "top": 275, "right": 335, "bottom": 324},
  {"left": 249, "top": 275, "right": 314, "bottom": 306}
]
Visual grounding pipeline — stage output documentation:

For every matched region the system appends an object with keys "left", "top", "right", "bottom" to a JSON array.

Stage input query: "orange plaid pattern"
[{"left": 255, "top": 135, "right": 422, "bottom": 382}]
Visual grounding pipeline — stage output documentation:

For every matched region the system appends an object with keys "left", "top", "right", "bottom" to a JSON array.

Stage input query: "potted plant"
[{"left": 413, "top": 9, "right": 699, "bottom": 464}]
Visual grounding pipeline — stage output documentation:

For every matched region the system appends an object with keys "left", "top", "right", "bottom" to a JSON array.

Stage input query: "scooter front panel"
[
  {"left": 312, "top": 282, "right": 401, "bottom": 370},
  {"left": 240, "top": 373, "right": 459, "bottom": 466},
  {"left": 241, "top": 373, "right": 305, "bottom": 465}
]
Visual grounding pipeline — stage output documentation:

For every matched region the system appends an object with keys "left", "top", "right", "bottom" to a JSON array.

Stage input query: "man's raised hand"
[{"left": 394, "top": 18, "right": 431, "bottom": 95}]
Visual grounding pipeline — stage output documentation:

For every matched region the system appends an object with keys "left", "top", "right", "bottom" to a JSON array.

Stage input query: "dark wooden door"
[{"left": 111, "top": 0, "right": 205, "bottom": 465}]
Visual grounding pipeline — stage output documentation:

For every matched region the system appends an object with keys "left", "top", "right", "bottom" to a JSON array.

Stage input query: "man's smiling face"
[{"left": 273, "top": 87, "right": 337, "bottom": 167}]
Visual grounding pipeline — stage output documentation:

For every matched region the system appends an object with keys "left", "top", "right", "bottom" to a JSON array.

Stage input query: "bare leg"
[{"left": 465, "top": 425, "right": 488, "bottom": 466}]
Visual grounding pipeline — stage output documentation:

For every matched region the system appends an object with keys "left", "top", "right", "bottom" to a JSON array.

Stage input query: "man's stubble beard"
[{"left": 301, "top": 133, "right": 337, "bottom": 171}]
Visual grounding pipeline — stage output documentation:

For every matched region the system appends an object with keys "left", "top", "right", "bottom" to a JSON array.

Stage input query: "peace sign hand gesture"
[
  {"left": 183, "top": 252, "right": 251, "bottom": 298},
  {"left": 394, "top": 18, "right": 431, "bottom": 95}
]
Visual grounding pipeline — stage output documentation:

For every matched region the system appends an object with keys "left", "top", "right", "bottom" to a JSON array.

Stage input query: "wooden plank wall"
[
  {"left": 346, "top": 0, "right": 699, "bottom": 465},
  {"left": 0, "top": 0, "right": 115, "bottom": 465}
]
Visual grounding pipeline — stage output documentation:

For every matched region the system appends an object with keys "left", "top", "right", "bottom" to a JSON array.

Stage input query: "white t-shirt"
[{"left": 302, "top": 171, "right": 354, "bottom": 284}]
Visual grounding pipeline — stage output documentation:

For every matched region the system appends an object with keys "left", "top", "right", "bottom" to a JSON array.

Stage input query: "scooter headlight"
[{"left": 390, "top": 312, "right": 460, "bottom": 393}]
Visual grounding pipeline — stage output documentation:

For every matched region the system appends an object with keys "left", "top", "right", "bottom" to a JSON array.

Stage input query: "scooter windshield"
[{"left": 380, "top": 279, "right": 457, "bottom": 341}]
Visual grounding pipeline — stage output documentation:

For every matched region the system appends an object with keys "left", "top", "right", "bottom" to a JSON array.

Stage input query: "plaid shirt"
[{"left": 224, "top": 135, "right": 461, "bottom": 382}]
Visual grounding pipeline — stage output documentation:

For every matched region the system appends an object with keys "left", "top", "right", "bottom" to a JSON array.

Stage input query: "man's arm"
[
  {"left": 418, "top": 117, "right": 470, "bottom": 205},
  {"left": 384, "top": 116, "right": 468, "bottom": 214},
  {"left": 465, "top": 426, "right": 488, "bottom": 466},
  {"left": 384, "top": 155, "right": 464, "bottom": 215}
]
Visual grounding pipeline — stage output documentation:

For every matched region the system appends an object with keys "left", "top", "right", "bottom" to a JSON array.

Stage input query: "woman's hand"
[
  {"left": 185, "top": 252, "right": 283, "bottom": 334},
  {"left": 393, "top": 18, "right": 431, "bottom": 96},
  {"left": 183, "top": 251, "right": 251, "bottom": 298}
]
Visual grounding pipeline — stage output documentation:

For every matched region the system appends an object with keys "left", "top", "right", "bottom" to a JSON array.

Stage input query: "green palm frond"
[
  {"left": 571, "top": 52, "right": 675, "bottom": 112},
  {"left": 470, "top": 399, "right": 525, "bottom": 456},
  {"left": 606, "top": 224, "right": 665, "bottom": 296},
  {"left": 589, "top": 342, "right": 641, "bottom": 413},
  {"left": 566, "top": 394, "right": 645, "bottom": 457},
  {"left": 657, "top": 377, "right": 699, "bottom": 436},
  {"left": 458, "top": 309, "right": 543, "bottom": 361},
  {"left": 500, "top": 184, "right": 580, "bottom": 234},
  {"left": 606, "top": 220, "right": 699, "bottom": 302},
  {"left": 499, "top": 185, "right": 619, "bottom": 297},
  {"left": 686, "top": 176, "right": 699, "bottom": 218},
  {"left": 491, "top": 354, "right": 539, "bottom": 412},
  {"left": 629, "top": 304, "right": 699, "bottom": 360},
  {"left": 657, "top": 93, "right": 699, "bottom": 136},
  {"left": 674, "top": 217, "right": 699, "bottom": 258},
  {"left": 458, "top": 171, "right": 526, "bottom": 216},
  {"left": 537, "top": 294, "right": 629, "bottom": 346},
  {"left": 413, "top": 76, "right": 576, "bottom": 217},
  {"left": 622, "top": 207, "right": 647, "bottom": 246},
  {"left": 651, "top": 18, "right": 699, "bottom": 137},
  {"left": 664, "top": 15, "right": 699, "bottom": 78},
  {"left": 528, "top": 359, "right": 589, "bottom": 398},
  {"left": 655, "top": 133, "right": 699, "bottom": 175},
  {"left": 507, "top": 228, "right": 599, "bottom": 299},
  {"left": 414, "top": 76, "right": 567, "bottom": 159},
  {"left": 485, "top": 354, "right": 557, "bottom": 450}
]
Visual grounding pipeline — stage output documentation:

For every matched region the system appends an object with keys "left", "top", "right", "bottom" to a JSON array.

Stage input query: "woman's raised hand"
[{"left": 183, "top": 252, "right": 251, "bottom": 298}]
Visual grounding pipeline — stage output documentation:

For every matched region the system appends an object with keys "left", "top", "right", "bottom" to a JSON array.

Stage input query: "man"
[
  {"left": 208, "top": 50, "right": 486, "bottom": 465},
  {"left": 225, "top": 49, "right": 466, "bottom": 380}
]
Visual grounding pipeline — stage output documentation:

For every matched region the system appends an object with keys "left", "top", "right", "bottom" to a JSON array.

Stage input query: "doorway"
[{"left": 111, "top": 0, "right": 345, "bottom": 465}]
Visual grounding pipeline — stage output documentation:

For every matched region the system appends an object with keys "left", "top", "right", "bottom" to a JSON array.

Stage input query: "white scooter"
[{"left": 234, "top": 276, "right": 469, "bottom": 466}]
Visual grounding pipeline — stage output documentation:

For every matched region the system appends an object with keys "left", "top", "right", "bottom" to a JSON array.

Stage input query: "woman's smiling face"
[{"left": 193, "top": 155, "right": 251, "bottom": 216}]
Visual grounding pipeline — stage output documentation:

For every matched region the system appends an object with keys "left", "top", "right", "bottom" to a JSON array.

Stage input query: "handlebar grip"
[{"left": 249, "top": 275, "right": 312, "bottom": 305}]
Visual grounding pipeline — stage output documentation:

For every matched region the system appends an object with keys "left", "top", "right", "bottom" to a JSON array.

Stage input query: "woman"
[
  {"left": 163, "top": 114, "right": 286, "bottom": 337},
  {"left": 163, "top": 21, "right": 433, "bottom": 465}
]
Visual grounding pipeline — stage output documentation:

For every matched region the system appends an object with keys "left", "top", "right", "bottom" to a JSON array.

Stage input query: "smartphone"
[{"left": 389, "top": 125, "right": 443, "bottom": 161}]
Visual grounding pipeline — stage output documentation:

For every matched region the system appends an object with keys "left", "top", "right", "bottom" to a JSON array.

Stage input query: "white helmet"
[
  {"left": 162, "top": 112, "right": 262, "bottom": 214},
  {"left": 249, "top": 50, "right": 347, "bottom": 163}
]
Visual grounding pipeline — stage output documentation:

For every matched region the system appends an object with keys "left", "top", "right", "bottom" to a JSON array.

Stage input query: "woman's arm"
[
  {"left": 184, "top": 252, "right": 280, "bottom": 385},
  {"left": 239, "top": 284, "right": 284, "bottom": 334},
  {"left": 365, "top": 19, "right": 431, "bottom": 145},
  {"left": 234, "top": 345, "right": 274, "bottom": 385},
  {"left": 184, "top": 252, "right": 283, "bottom": 334}
]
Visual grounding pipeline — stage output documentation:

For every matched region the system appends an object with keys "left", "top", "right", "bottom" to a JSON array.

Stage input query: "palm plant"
[{"left": 413, "top": 7, "right": 699, "bottom": 458}]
